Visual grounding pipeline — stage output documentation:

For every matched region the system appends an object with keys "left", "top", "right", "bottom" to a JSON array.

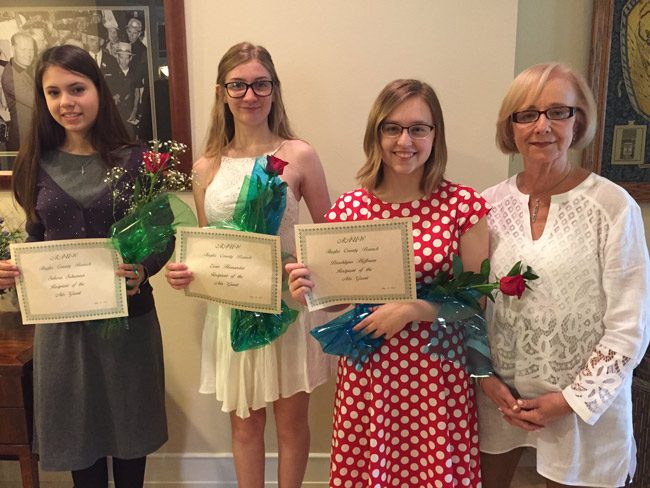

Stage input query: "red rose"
[
  {"left": 265, "top": 155, "right": 289, "bottom": 175},
  {"left": 499, "top": 274, "right": 526, "bottom": 298},
  {"left": 143, "top": 151, "right": 171, "bottom": 173}
]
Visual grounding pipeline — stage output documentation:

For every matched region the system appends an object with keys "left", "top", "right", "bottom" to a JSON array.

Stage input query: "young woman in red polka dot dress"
[{"left": 288, "top": 79, "right": 490, "bottom": 487}]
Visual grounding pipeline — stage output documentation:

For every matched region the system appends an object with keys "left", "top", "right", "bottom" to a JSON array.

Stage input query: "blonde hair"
[
  {"left": 203, "top": 42, "right": 295, "bottom": 158},
  {"left": 495, "top": 62, "right": 597, "bottom": 154},
  {"left": 357, "top": 79, "right": 447, "bottom": 195}
]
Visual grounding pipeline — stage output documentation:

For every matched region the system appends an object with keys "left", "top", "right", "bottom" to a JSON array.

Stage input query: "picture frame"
[
  {"left": 584, "top": 0, "right": 650, "bottom": 201},
  {"left": 0, "top": 0, "right": 192, "bottom": 190}
]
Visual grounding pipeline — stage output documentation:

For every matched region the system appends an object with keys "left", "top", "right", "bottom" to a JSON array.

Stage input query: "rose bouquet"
[
  {"left": 210, "top": 155, "right": 297, "bottom": 352},
  {"left": 311, "top": 255, "right": 538, "bottom": 372},
  {"left": 106, "top": 140, "right": 195, "bottom": 266},
  {"left": 101, "top": 140, "right": 196, "bottom": 336}
]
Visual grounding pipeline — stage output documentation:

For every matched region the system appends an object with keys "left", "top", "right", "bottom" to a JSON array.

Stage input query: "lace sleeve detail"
[{"left": 563, "top": 343, "right": 633, "bottom": 425}]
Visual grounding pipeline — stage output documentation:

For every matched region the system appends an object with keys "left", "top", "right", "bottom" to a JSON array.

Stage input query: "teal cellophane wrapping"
[
  {"left": 309, "top": 286, "right": 494, "bottom": 377},
  {"left": 419, "top": 286, "right": 494, "bottom": 378},
  {"left": 310, "top": 304, "right": 384, "bottom": 371},
  {"left": 210, "top": 156, "right": 297, "bottom": 352}
]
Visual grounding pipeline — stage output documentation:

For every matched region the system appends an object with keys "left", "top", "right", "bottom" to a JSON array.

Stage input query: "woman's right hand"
[
  {"left": 0, "top": 260, "right": 19, "bottom": 289},
  {"left": 285, "top": 262, "right": 313, "bottom": 305},
  {"left": 165, "top": 262, "right": 193, "bottom": 290},
  {"left": 479, "top": 376, "right": 542, "bottom": 431}
]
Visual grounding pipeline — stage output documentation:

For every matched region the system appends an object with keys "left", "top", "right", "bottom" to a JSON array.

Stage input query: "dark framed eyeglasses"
[
  {"left": 380, "top": 123, "right": 435, "bottom": 139},
  {"left": 511, "top": 106, "right": 576, "bottom": 124},
  {"left": 224, "top": 80, "right": 274, "bottom": 98}
]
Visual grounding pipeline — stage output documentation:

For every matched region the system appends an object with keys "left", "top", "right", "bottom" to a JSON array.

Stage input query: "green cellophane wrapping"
[
  {"left": 101, "top": 193, "right": 196, "bottom": 338},
  {"left": 210, "top": 156, "right": 297, "bottom": 352}
]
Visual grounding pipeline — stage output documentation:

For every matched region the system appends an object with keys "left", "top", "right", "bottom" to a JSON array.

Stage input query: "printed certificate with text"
[
  {"left": 295, "top": 218, "right": 416, "bottom": 311},
  {"left": 11, "top": 239, "right": 128, "bottom": 324},
  {"left": 177, "top": 227, "right": 282, "bottom": 314}
]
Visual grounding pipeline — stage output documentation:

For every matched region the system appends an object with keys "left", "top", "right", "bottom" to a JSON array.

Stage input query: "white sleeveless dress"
[{"left": 199, "top": 155, "right": 336, "bottom": 418}]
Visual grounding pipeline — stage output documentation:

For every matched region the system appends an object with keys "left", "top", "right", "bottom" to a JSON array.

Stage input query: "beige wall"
[{"left": 1, "top": 0, "right": 649, "bottom": 485}]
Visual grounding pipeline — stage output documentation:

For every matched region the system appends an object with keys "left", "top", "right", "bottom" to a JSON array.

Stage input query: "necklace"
[
  {"left": 528, "top": 167, "right": 573, "bottom": 223},
  {"left": 78, "top": 155, "right": 95, "bottom": 176}
]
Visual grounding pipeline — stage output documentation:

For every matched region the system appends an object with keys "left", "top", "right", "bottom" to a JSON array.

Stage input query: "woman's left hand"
[
  {"left": 503, "top": 392, "right": 573, "bottom": 427},
  {"left": 352, "top": 302, "right": 415, "bottom": 340},
  {"left": 116, "top": 263, "right": 145, "bottom": 296}
]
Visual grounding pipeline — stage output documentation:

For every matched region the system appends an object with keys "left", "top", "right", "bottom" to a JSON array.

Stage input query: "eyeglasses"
[
  {"left": 224, "top": 80, "right": 274, "bottom": 98},
  {"left": 511, "top": 106, "right": 576, "bottom": 124},
  {"left": 380, "top": 123, "right": 435, "bottom": 139}
]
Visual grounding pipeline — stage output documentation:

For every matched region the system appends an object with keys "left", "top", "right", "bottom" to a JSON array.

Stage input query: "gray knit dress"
[{"left": 30, "top": 147, "right": 168, "bottom": 471}]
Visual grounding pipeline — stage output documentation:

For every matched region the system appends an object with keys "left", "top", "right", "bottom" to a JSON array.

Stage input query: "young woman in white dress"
[{"left": 164, "top": 42, "right": 335, "bottom": 488}]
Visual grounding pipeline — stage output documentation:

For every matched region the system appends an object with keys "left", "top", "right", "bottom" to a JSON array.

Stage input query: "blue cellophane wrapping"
[{"left": 309, "top": 286, "right": 493, "bottom": 376}]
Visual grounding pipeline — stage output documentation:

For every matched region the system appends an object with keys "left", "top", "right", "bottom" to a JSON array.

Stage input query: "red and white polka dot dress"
[{"left": 326, "top": 181, "right": 489, "bottom": 488}]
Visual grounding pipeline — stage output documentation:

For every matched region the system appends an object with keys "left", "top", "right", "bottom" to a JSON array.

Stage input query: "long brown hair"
[
  {"left": 13, "top": 44, "right": 132, "bottom": 221},
  {"left": 203, "top": 42, "right": 294, "bottom": 158},
  {"left": 357, "top": 79, "right": 447, "bottom": 195}
]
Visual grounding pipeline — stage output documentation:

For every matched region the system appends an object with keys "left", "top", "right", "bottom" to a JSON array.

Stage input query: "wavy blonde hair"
[
  {"left": 203, "top": 42, "right": 294, "bottom": 158},
  {"left": 495, "top": 62, "right": 597, "bottom": 154},
  {"left": 357, "top": 79, "right": 447, "bottom": 195}
]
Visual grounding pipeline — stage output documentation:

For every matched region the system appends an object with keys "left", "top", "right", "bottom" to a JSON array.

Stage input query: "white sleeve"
[{"left": 562, "top": 201, "right": 650, "bottom": 425}]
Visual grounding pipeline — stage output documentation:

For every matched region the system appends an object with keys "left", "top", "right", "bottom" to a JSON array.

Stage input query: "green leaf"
[
  {"left": 480, "top": 258, "right": 490, "bottom": 277},
  {"left": 471, "top": 284, "right": 498, "bottom": 295},
  {"left": 523, "top": 270, "right": 539, "bottom": 280},
  {"left": 507, "top": 260, "right": 522, "bottom": 276},
  {"left": 452, "top": 254, "right": 463, "bottom": 279}
]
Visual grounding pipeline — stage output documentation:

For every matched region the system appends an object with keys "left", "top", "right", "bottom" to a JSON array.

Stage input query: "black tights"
[{"left": 72, "top": 456, "right": 146, "bottom": 488}]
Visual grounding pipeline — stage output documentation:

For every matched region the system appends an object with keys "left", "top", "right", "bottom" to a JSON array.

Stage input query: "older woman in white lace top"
[{"left": 477, "top": 62, "right": 650, "bottom": 488}]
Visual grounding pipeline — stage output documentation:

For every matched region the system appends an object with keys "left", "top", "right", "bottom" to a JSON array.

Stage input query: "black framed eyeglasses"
[
  {"left": 511, "top": 106, "right": 576, "bottom": 124},
  {"left": 380, "top": 123, "right": 435, "bottom": 139},
  {"left": 224, "top": 80, "right": 274, "bottom": 98}
]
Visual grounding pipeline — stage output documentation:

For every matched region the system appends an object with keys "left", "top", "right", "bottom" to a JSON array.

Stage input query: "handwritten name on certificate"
[
  {"left": 10, "top": 239, "right": 128, "bottom": 324},
  {"left": 295, "top": 218, "right": 416, "bottom": 311},
  {"left": 177, "top": 227, "right": 282, "bottom": 314}
]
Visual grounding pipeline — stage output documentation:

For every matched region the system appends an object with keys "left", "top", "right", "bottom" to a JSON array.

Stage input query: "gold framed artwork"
[{"left": 584, "top": 0, "right": 650, "bottom": 201}]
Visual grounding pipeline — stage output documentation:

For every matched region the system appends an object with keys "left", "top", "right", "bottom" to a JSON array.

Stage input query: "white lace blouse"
[{"left": 477, "top": 173, "right": 650, "bottom": 487}]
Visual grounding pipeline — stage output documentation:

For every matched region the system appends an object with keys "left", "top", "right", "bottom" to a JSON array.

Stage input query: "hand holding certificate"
[
  {"left": 11, "top": 238, "right": 128, "bottom": 324},
  {"left": 294, "top": 218, "right": 416, "bottom": 311}
]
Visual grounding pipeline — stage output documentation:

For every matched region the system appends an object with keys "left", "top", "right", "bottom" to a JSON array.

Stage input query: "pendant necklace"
[
  {"left": 529, "top": 166, "right": 573, "bottom": 224},
  {"left": 79, "top": 155, "right": 95, "bottom": 176}
]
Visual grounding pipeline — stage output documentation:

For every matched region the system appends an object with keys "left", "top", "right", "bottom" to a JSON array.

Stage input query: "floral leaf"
[
  {"left": 507, "top": 260, "right": 522, "bottom": 276},
  {"left": 452, "top": 254, "right": 464, "bottom": 279},
  {"left": 480, "top": 258, "right": 490, "bottom": 278}
]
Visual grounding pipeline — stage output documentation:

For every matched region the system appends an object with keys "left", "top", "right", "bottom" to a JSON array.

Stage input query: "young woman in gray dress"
[{"left": 0, "top": 45, "right": 169, "bottom": 487}]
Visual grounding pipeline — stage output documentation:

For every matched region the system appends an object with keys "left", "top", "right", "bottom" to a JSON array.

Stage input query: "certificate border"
[
  {"left": 296, "top": 218, "right": 415, "bottom": 308},
  {"left": 11, "top": 239, "right": 127, "bottom": 324},
  {"left": 177, "top": 228, "right": 282, "bottom": 313}
]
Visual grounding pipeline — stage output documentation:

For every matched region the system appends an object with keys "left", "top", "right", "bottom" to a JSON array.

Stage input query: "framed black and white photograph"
[
  {"left": 585, "top": 0, "right": 650, "bottom": 201},
  {"left": 0, "top": 0, "right": 192, "bottom": 188}
]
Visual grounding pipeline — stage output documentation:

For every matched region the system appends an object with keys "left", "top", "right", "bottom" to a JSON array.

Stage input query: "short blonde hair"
[
  {"left": 495, "top": 62, "right": 596, "bottom": 154},
  {"left": 357, "top": 79, "right": 447, "bottom": 195},
  {"left": 204, "top": 42, "right": 294, "bottom": 158}
]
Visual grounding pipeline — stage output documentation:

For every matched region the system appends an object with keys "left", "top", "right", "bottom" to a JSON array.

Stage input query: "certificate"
[
  {"left": 295, "top": 218, "right": 416, "bottom": 311},
  {"left": 11, "top": 239, "right": 128, "bottom": 324},
  {"left": 177, "top": 227, "right": 282, "bottom": 314}
]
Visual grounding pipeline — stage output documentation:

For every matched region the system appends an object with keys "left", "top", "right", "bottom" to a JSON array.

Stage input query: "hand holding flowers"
[{"left": 311, "top": 255, "right": 539, "bottom": 372}]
